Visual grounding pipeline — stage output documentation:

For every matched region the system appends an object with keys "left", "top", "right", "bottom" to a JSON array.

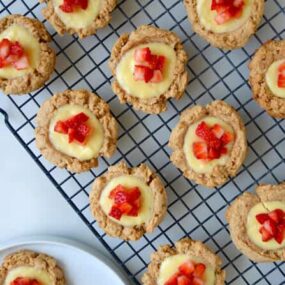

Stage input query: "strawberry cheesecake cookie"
[
  {"left": 0, "top": 15, "right": 55, "bottom": 95},
  {"left": 35, "top": 89, "right": 117, "bottom": 173},
  {"left": 109, "top": 25, "right": 188, "bottom": 114},
  {"left": 89, "top": 161, "right": 167, "bottom": 240},
  {"left": 184, "top": 0, "right": 264, "bottom": 49},
  {"left": 40, "top": 0, "right": 117, "bottom": 38},
  {"left": 226, "top": 183, "right": 285, "bottom": 262},
  {"left": 142, "top": 238, "right": 225, "bottom": 285},
  {"left": 169, "top": 100, "right": 247, "bottom": 188},
  {"left": 249, "top": 40, "right": 285, "bottom": 118},
  {"left": 0, "top": 250, "right": 65, "bottom": 285}
]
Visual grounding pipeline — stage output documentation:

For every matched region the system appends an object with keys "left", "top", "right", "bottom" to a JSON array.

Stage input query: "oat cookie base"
[
  {"left": 226, "top": 183, "right": 285, "bottom": 262},
  {"left": 249, "top": 40, "right": 285, "bottom": 118},
  {"left": 142, "top": 238, "right": 225, "bottom": 285},
  {"left": 184, "top": 0, "right": 264, "bottom": 50},
  {"left": 169, "top": 100, "right": 247, "bottom": 188},
  {"left": 35, "top": 89, "right": 118, "bottom": 173},
  {"left": 89, "top": 161, "right": 167, "bottom": 241},
  {"left": 0, "top": 250, "right": 65, "bottom": 285},
  {"left": 109, "top": 25, "right": 188, "bottom": 114},
  {"left": 0, "top": 15, "right": 56, "bottom": 95},
  {"left": 40, "top": 0, "right": 117, "bottom": 38}
]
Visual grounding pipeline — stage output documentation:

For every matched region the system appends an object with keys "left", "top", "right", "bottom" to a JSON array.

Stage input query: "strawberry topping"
[
  {"left": 133, "top": 47, "right": 166, "bottom": 83},
  {"left": 0, "top": 38, "right": 29, "bottom": 70},
  {"left": 211, "top": 0, "right": 245, "bottom": 25},
  {"left": 10, "top": 277, "right": 41, "bottom": 285},
  {"left": 255, "top": 208, "right": 285, "bottom": 244},
  {"left": 108, "top": 184, "right": 141, "bottom": 220},
  {"left": 60, "top": 0, "right": 88, "bottom": 13},
  {"left": 192, "top": 121, "right": 234, "bottom": 161},
  {"left": 54, "top": 112, "right": 91, "bottom": 144},
  {"left": 277, "top": 62, "right": 285, "bottom": 88},
  {"left": 164, "top": 261, "right": 206, "bottom": 285}
]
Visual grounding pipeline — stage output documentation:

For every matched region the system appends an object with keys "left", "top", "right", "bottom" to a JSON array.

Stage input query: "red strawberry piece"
[
  {"left": 268, "top": 209, "right": 284, "bottom": 224},
  {"left": 54, "top": 120, "right": 68, "bottom": 134},
  {"left": 263, "top": 219, "right": 277, "bottom": 236},
  {"left": 192, "top": 278, "right": 204, "bottom": 285},
  {"left": 150, "top": 70, "right": 163, "bottom": 83},
  {"left": 194, "top": 263, "right": 206, "bottom": 278},
  {"left": 215, "top": 10, "right": 232, "bottom": 25},
  {"left": 178, "top": 261, "right": 195, "bottom": 277},
  {"left": 68, "top": 128, "right": 76, "bottom": 143},
  {"left": 134, "top": 65, "right": 154, "bottom": 83},
  {"left": 60, "top": 2, "right": 73, "bottom": 12},
  {"left": 195, "top": 121, "right": 213, "bottom": 141},
  {"left": 0, "top": 38, "right": 10, "bottom": 59},
  {"left": 221, "top": 132, "right": 234, "bottom": 145},
  {"left": 278, "top": 63, "right": 285, "bottom": 88},
  {"left": 134, "top": 47, "right": 152, "bottom": 64},
  {"left": 165, "top": 273, "right": 179, "bottom": 285},
  {"left": 259, "top": 226, "right": 272, "bottom": 242},
  {"left": 114, "top": 191, "right": 129, "bottom": 205},
  {"left": 208, "top": 147, "right": 221, "bottom": 159},
  {"left": 256, "top": 213, "right": 269, "bottom": 224},
  {"left": 118, "top": 202, "right": 133, "bottom": 214},
  {"left": 275, "top": 224, "right": 285, "bottom": 244},
  {"left": 109, "top": 184, "right": 125, "bottom": 199},
  {"left": 10, "top": 278, "right": 41, "bottom": 285},
  {"left": 128, "top": 204, "right": 140, "bottom": 216},
  {"left": 74, "top": 123, "right": 90, "bottom": 144},
  {"left": 177, "top": 276, "right": 191, "bottom": 285},
  {"left": 13, "top": 55, "right": 29, "bottom": 70},
  {"left": 65, "top": 112, "right": 89, "bottom": 128},
  {"left": 128, "top": 187, "right": 141, "bottom": 201},
  {"left": 211, "top": 124, "right": 225, "bottom": 139},
  {"left": 109, "top": 206, "right": 123, "bottom": 220},
  {"left": 193, "top": 142, "right": 209, "bottom": 160},
  {"left": 220, "top": 147, "right": 227, "bottom": 154},
  {"left": 155, "top": 55, "right": 166, "bottom": 71},
  {"left": 60, "top": 0, "right": 88, "bottom": 12},
  {"left": 10, "top": 41, "right": 24, "bottom": 57}
]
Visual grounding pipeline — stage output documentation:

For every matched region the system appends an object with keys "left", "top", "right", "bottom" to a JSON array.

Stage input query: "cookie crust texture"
[
  {"left": 40, "top": 0, "right": 117, "bottom": 38},
  {"left": 142, "top": 238, "right": 225, "bottom": 285},
  {"left": 89, "top": 161, "right": 167, "bottom": 241},
  {"left": 109, "top": 25, "right": 189, "bottom": 114},
  {"left": 184, "top": 0, "right": 264, "bottom": 50},
  {"left": 249, "top": 40, "right": 285, "bottom": 118},
  {"left": 0, "top": 15, "right": 56, "bottom": 95},
  {"left": 169, "top": 100, "right": 247, "bottom": 188},
  {"left": 0, "top": 250, "right": 65, "bottom": 285},
  {"left": 35, "top": 89, "right": 118, "bottom": 173},
  {"left": 226, "top": 183, "right": 285, "bottom": 262}
]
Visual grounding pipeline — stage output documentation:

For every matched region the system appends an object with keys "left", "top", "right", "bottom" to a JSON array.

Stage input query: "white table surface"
[{"left": 0, "top": 95, "right": 109, "bottom": 257}]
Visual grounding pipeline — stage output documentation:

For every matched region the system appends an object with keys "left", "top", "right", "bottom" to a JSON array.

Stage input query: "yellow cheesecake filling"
[
  {"left": 49, "top": 104, "right": 104, "bottom": 161},
  {"left": 265, "top": 59, "right": 285, "bottom": 99},
  {"left": 183, "top": 117, "right": 234, "bottom": 174},
  {"left": 157, "top": 254, "right": 215, "bottom": 285},
  {"left": 197, "top": 0, "right": 252, "bottom": 34},
  {"left": 52, "top": 0, "right": 102, "bottom": 29},
  {"left": 99, "top": 175, "right": 154, "bottom": 227},
  {"left": 0, "top": 24, "right": 40, "bottom": 79},
  {"left": 116, "top": 43, "right": 177, "bottom": 99},
  {"left": 247, "top": 201, "right": 285, "bottom": 250},
  {"left": 4, "top": 266, "right": 52, "bottom": 285}
]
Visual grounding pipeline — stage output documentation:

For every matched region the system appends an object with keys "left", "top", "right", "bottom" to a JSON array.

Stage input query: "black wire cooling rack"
[{"left": 0, "top": 0, "right": 285, "bottom": 284}]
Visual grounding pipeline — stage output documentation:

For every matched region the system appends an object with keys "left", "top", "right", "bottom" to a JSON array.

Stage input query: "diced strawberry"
[
  {"left": 211, "top": 124, "right": 225, "bottom": 139},
  {"left": 109, "top": 184, "right": 126, "bottom": 199},
  {"left": 118, "top": 202, "right": 133, "bottom": 214},
  {"left": 156, "top": 55, "right": 166, "bottom": 71},
  {"left": 109, "top": 206, "right": 122, "bottom": 220},
  {"left": 73, "top": 123, "right": 90, "bottom": 144},
  {"left": 13, "top": 55, "right": 29, "bottom": 70},
  {"left": 268, "top": 209, "right": 284, "bottom": 224},
  {"left": 60, "top": 2, "right": 73, "bottom": 12},
  {"left": 215, "top": 10, "right": 232, "bottom": 25},
  {"left": 54, "top": 120, "right": 68, "bottom": 134},
  {"left": 208, "top": 147, "right": 221, "bottom": 159},
  {"left": 10, "top": 41, "right": 24, "bottom": 57},
  {"left": 275, "top": 224, "right": 285, "bottom": 244},
  {"left": 256, "top": 213, "right": 269, "bottom": 224},
  {"left": 60, "top": 0, "right": 88, "bottom": 13},
  {"left": 10, "top": 277, "right": 41, "bottom": 285},
  {"left": 150, "top": 70, "right": 163, "bottom": 83},
  {"left": 259, "top": 226, "right": 272, "bottom": 242},
  {"left": 177, "top": 276, "right": 191, "bottom": 285},
  {"left": 178, "top": 261, "right": 195, "bottom": 277},
  {"left": 196, "top": 121, "right": 213, "bottom": 142},
  {"left": 68, "top": 128, "right": 76, "bottom": 143},
  {"left": 192, "top": 278, "right": 204, "bottom": 285},
  {"left": 278, "top": 74, "right": 285, "bottom": 88},
  {"left": 221, "top": 132, "right": 234, "bottom": 145},
  {"left": 0, "top": 38, "right": 10, "bottom": 59},
  {"left": 134, "top": 47, "right": 152, "bottom": 64},
  {"left": 220, "top": 147, "right": 227, "bottom": 154},
  {"left": 194, "top": 263, "right": 206, "bottom": 278},
  {"left": 65, "top": 112, "right": 89, "bottom": 128},
  {"left": 114, "top": 191, "right": 129, "bottom": 205},
  {"left": 263, "top": 219, "right": 277, "bottom": 236},
  {"left": 165, "top": 273, "right": 179, "bottom": 285},
  {"left": 134, "top": 65, "right": 154, "bottom": 83},
  {"left": 193, "top": 142, "right": 209, "bottom": 160},
  {"left": 128, "top": 187, "right": 141, "bottom": 201},
  {"left": 128, "top": 204, "right": 140, "bottom": 216}
]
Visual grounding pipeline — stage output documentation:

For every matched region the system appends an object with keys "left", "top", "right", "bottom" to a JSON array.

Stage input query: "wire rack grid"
[{"left": 0, "top": 0, "right": 285, "bottom": 284}]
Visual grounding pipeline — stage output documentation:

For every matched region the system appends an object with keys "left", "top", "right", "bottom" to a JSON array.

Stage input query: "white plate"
[{"left": 0, "top": 236, "right": 130, "bottom": 285}]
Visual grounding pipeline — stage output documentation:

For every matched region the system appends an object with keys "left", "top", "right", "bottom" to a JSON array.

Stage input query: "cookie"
[
  {"left": 169, "top": 100, "right": 247, "bottom": 188},
  {"left": 226, "top": 183, "right": 285, "bottom": 262},
  {"left": 0, "top": 15, "right": 56, "bottom": 95},
  {"left": 35, "top": 89, "right": 118, "bottom": 173},
  {"left": 142, "top": 238, "right": 225, "bottom": 285},
  {"left": 109, "top": 25, "right": 188, "bottom": 114},
  {"left": 40, "top": 0, "right": 117, "bottom": 38},
  {"left": 0, "top": 250, "right": 65, "bottom": 285},
  {"left": 249, "top": 40, "right": 285, "bottom": 118},
  {"left": 89, "top": 161, "right": 167, "bottom": 241},
  {"left": 184, "top": 0, "right": 264, "bottom": 50}
]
